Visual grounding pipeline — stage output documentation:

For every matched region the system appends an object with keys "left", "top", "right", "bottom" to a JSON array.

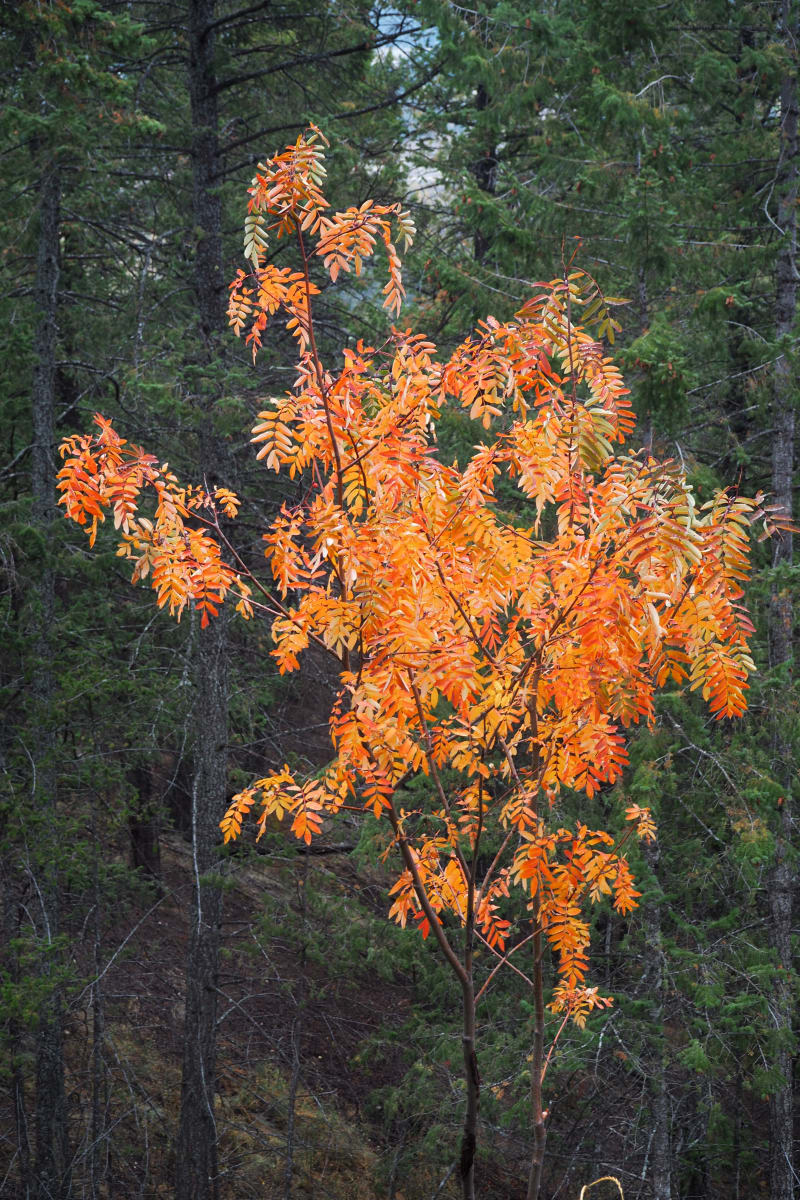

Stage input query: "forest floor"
[{"left": 54, "top": 828, "right": 473, "bottom": 1199}]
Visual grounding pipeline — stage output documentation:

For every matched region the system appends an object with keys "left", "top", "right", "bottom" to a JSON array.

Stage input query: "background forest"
[{"left": 0, "top": 1, "right": 797, "bottom": 1198}]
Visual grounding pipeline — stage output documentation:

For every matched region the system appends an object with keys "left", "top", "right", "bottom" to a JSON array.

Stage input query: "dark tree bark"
[
  {"left": 768, "top": 5, "right": 797, "bottom": 1196},
  {"left": 175, "top": 3, "right": 229, "bottom": 1196},
  {"left": 30, "top": 162, "right": 71, "bottom": 1200},
  {"left": 128, "top": 764, "right": 163, "bottom": 887},
  {"left": 770, "top": 0, "right": 798, "bottom": 663},
  {"left": 89, "top": 798, "right": 111, "bottom": 1200},
  {"left": 31, "top": 171, "right": 60, "bottom": 531},
  {"left": 525, "top": 900, "right": 546, "bottom": 1200},
  {"left": 0, "top": 870, "right": 35, "bottom": 1197},
  {"left": 642, "top": 838, "right": 671, "bottom": 1200},
  {"left": 526, "top": 736, "right": 547, "bottom": 1200},
  {"left": 459, "top": 968, "right": 479, "bottom": 1200},
  {"left": 387, "top": 798, "right": 479, "bottom": 1200},
  {"left": 472, "top": 81, "right": 497, "bottom": 266},
  {"left": 188, "top": 0, "right": 224, "bottom": 352},
  {"left": 284, "top": 854, "right": 309, "bottom": 1200},
  {"left": 175, "top": 613, "right": 228, "bottom": 1200}
]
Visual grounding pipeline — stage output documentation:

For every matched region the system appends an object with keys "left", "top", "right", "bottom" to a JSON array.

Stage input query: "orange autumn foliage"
[
  {"left": 58, "top": 414, "right": 253, "bottom": 626},
  {"left": 59, "top": 127, "right": 771, "bottom": 1023}
]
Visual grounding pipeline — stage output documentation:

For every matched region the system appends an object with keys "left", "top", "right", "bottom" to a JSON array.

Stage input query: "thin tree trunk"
[
  {"left": 284, "top": 854, "right": 309, "bottom": 1200},
  {"left": 770, "top": 0, "right": 797, "bottom": 668},
  {"left": 459, "top": 975, "right": 479, "bottom": 1200},
  {"left": 387, "top": 800, "right": 477, "bottom": 1200},
  {"left": 473, "top": 82, "right": 497, "bottom": 266},
  {"left": 768, "top": 5, "right": 797, "bottom": 1198},
  {"left": 90, "top": 795, "right": 111, "bottom": 1200},
  {"left": 642, "top": 838, "right": 671, "bottom": 1200},
  {"left": 635, "top": 147, "right": 653, "bottom": 453},
  {"left": 526, "top": 736, "right": 547, "bottom": 1200},
  {"left": 31, "top": 169, "right": 60, "bottom": 532},
  {"left": 732, "top": 1069, "right": 743, "bottom": 1200},
  {"left": 188, "top": 0, "right": 223, "bottom": 351},
  {"left": 31, "top": 161, "right": 71, "bottom": 1200},
  {"left": 175, "top": 4, "right": 229, "bottom": 1195},
  {"left": 525, "top": 897, "right": 547, "bottom": 1200},
  {"left": 128, "top": 764, "right": 163, "bottom": 889},
  {"left": 1, "top": 867, "right": 35, "bottom": 1197},
  {"left": 175, "top": 611, "right": 228, "bottom": 1200},
  {"left": 460, "top": 779, "right": 481, "bottom": 1200}
]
